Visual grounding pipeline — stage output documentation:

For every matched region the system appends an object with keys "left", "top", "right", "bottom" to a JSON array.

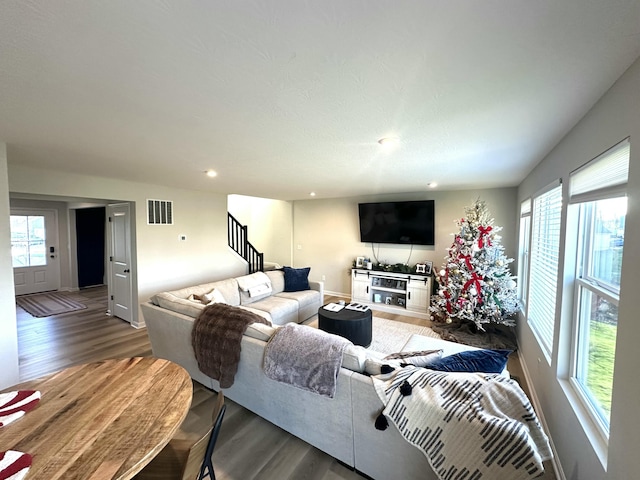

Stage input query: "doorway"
[
  {"left": 11, "top": 208, "right": 60, "bottom": 295},
  {"left": 76, "top": 207, "right": 106, "bottom": 288}
]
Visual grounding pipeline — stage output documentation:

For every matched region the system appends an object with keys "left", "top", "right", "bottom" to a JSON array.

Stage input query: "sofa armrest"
[{"left": 309, "top": 280, "right": 324, "bottom": 302}]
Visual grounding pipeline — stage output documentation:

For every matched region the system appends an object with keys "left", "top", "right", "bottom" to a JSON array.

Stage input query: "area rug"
[
  {"left": 16, "top": 292, "right": 87, "bottom": 318},
  {"left": 306, "top": 316, "right": 441, "bottom": 355}
]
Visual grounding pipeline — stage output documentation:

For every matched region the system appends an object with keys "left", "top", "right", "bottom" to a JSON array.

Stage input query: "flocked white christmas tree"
[{"left": 430, "top": 199, "right": 519, "bottom": 331}]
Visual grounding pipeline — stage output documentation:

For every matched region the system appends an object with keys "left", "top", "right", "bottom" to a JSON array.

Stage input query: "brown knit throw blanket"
[{"left": 192, "top": 303, "right": 271, "bottom": 388}]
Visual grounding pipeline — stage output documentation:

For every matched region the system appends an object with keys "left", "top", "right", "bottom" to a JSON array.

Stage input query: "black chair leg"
[{"left": 197, "top": 457, "right": 214, "bottom": 480}]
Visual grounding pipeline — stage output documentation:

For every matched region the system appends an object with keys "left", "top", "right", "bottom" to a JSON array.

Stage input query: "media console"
[{"left": 351, "top": 268, "right": 431, "bottom": 319}]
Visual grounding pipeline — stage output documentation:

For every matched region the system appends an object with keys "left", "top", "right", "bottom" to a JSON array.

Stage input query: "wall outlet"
[
  {"left": 321, "top": 275, "right": 326, "bottom": 281},
  {"left": 297, "top": 244, "right": 302, "bottom": 250}
]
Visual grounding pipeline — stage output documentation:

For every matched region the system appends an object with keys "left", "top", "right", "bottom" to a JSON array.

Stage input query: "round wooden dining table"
[{"left": 0, "top": 357, "right": 193, "bottom": 480}]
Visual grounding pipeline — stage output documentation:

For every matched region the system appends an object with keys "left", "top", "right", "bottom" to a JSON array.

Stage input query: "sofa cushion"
[
  {"left": 237, "top": 305, "right": 273, "bottom": 324},
  {"left": 342, "top": 344, "right": 367, "bottom": 373},
  {"left": 246, "top": 296, "right": 298, "bottom": 325},
  {"left": 282, "top": 266, "right": 311, "bottom": 292},
  {"left": 152, "top": 278, "right": 241, "bottom": 307},
  {"left": 244, "top": 322, "right": 278, "bottom": 341},
  {"left": 153, "top": 292, "right": 207, "bottom": 318},
  {"left": 274, "top": 289, "right": 320, "bottom": 310},
  {"left": 265, "top": 270, "right": 285, "bottom": 294}
]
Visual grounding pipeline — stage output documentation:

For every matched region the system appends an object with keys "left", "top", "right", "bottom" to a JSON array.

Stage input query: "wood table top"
[{"left": 0, "top": 357, "right": 193, "bottom": 480}]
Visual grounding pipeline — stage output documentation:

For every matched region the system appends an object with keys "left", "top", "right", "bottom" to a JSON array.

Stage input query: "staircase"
[{"left": 228, "top": 213, "right": 264, "bottom": 274}]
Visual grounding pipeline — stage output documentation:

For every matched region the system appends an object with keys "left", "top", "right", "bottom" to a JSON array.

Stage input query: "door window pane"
[{"left": 10, "top": 215, "right": 46, "bottom": 267}]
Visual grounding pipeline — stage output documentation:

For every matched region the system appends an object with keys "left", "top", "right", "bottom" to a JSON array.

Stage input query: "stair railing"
[{"left": 228, "top": 213, "right": 264, "bottom": 273}]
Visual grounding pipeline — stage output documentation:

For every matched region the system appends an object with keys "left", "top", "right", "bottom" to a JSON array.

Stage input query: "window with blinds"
[
  {"left": 528, "top": 182, "right": 562, "bottom": 358},
  {"left": 568, "top": 137, "right": 629, "bottom": 438}
]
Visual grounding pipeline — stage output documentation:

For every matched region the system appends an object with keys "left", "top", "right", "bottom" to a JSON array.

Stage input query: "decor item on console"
[
  {"left": 374, "top": 262, "right": 412, "bottom": 273},
  {"left": 415, "top": 260, "right": 433, "bottom": 275},
  {"left": 430, "top": 199, "right": 519, "bottom": 333}
]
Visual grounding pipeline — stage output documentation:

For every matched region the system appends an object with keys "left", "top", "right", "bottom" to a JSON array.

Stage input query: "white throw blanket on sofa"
[
  {"left": 263, "top": 323, "right": 351, "bottom": 398},
  {"left": 236, "top": 271, "right": 272, "bottom": 295},
  {"left": 372, "top": 366, "right": 553, "bottom": 480}
]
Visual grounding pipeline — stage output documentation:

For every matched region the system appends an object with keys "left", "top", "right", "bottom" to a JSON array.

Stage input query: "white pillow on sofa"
[
  {"left": 187, "top": 288, "right": 226, "bottom": 305},
  {"left": 201, "top": 288, "right": 227, "bottom": 304}
]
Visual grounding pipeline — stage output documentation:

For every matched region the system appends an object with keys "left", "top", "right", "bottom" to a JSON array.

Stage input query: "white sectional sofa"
[
  {"left": 141, "top": 273, "right": 494, "bottom": 480},
  {"left": 148, "top": 269, "right": 323, "bottom": 326}
]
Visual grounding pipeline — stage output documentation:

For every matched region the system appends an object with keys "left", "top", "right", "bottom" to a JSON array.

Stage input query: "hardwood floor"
[
  {"left": 15, "top": 289, "right": 550, "bottom": 480},
  {"left": 16, "top": 286, "right": 152, "bottom": 382}
]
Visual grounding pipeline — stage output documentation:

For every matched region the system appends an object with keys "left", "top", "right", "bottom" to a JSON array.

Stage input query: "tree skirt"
[
  {"left": 431, "top": 322, "right": 518, "bottom": 351},
  {"left": 16, "top": 292, "right": 87, "bottom": 318}
]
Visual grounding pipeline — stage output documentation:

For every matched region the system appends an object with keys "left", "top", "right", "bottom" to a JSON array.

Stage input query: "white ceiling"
[{"left": 1, "top": 1, "right": 639, "bottom": 201}]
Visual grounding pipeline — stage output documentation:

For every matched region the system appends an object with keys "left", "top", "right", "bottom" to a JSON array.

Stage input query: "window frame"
[{"left": 518, "top": 199, "right": 532, "bottom": 312}]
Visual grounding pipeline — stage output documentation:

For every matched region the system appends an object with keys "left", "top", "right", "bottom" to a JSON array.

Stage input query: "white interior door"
[
  {"left": 11, "top": 209, "right": 60, "bottom": 295},
  {"left": 107, "top": 203, "right": 133, "bottom": 323}
]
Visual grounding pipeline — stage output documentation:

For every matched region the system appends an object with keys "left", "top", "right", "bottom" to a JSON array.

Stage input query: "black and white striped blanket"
[{"left": 372, "top": 366, "right": 553, "bottom": 480}]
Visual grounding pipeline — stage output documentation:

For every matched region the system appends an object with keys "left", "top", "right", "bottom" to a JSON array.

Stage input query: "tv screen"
[{"left": 358, "top": 200, "right": 435, "bottom": 245}]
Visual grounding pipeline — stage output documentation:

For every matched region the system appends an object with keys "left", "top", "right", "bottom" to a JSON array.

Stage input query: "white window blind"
[
  {"left": 528, "top": 183, "right": 562, "bottom": 357},
  {"left": 521, "top": 198, "right": 531, "bottom": 216},
  {"left": 570, "top": 138, "right": 630, "bottom": 202}
]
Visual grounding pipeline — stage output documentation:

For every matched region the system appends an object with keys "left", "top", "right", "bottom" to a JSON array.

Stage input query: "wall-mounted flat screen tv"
[{"left": 358, "top": 200, "right": 435, "bottom": 245}]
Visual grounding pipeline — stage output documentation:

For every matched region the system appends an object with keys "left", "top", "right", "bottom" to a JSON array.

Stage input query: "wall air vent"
[{"left": 147, "top": 199, "right": 173, "bottom": 225}]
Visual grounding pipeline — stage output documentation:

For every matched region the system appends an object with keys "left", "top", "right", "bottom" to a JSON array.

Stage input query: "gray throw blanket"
[
  {"left": 372, "top": 366, "right": 553, "bottom": 480},
  {"left": 263, "top": 323, "right": 351, "bottom": 398},
  {"left": 192, "top": 303, "right": 270, "bottom": 388}
]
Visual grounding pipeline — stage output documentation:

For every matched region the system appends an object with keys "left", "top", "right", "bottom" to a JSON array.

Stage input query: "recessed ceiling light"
[
  {"left": 378, "top": 137, "right": 399, "bottom": 147},
  {"left": 428, "top": 182, "right": 438, "bottom": 188},
  {"left": 205, "top": 170, "right": 217, "bottom": 178},
  {"left": 309, "top": 192, "right": 316, "bottom": 197}
]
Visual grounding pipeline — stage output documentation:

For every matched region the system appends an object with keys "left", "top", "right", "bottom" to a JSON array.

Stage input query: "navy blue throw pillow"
[
  {"left": 427, "top": 349, "right": 511, "bottom": 373},
  {"left": 283, "top": 266, "right": 311, "bottom": 292}
]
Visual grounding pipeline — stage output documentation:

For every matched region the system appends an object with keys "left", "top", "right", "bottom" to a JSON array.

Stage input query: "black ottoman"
[{"left": 318, "top": 304, "right": 372, "bottom": 347}]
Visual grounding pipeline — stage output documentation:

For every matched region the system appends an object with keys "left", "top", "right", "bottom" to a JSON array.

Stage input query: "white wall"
[
  {"left": 0, "top": 143, "right": 20, "bottom": 389},
  {"left": 8, "top": 164, "right": 248, "bottom": 326},
  {"left": 228, "top": 194, "right": 293, "bottom": 267},
  {"left": 292, "top": 188, "right": 517, "bottom": 296},
  {"left": 517, "top": 57, "right": 640, "bottom": 479}
]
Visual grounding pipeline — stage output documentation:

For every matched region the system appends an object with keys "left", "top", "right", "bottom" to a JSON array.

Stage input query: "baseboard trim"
[
  {"left": 519, "top": 355, "right": 567, "bottom": 480},
  {"left": 324, "top": 289, "right": 350, "bottom": 299}
]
